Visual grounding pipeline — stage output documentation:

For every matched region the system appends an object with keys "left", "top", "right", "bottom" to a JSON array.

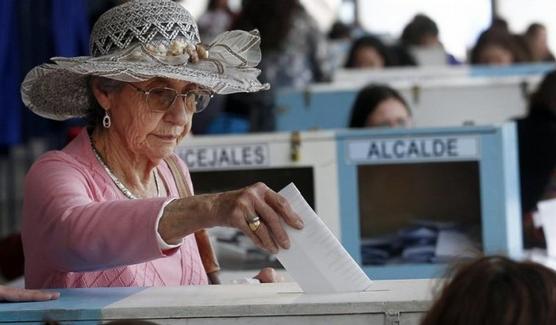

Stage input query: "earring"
[{"left": 102, "top": 111, "right": 111, "bottom": 128}]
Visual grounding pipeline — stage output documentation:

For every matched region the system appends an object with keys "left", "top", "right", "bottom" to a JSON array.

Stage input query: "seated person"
[
  {"left": 344, "top": 35, "right": 392, "bottom": 69},
  {"left": 524, "top": 23, "right": 556, "bottom": 62},
  {"left": 420, "top": 255, "right": 556, "bottom": 325},
  {"left": 470, "top": 20, "right": 530, "bottom": 65},
  {"left": 400, "top": 14, "right": 460, "bottom": 65},
  {"left": 20, "top": 0, "right": 302, "bottom": 289},
  {"left": 348, "top": 84, "right": 412, "bottom": 128}
]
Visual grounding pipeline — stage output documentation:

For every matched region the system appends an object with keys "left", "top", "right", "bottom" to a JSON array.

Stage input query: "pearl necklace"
[{"left": 90, "top": 137, "right": 159, "bottom": 200}]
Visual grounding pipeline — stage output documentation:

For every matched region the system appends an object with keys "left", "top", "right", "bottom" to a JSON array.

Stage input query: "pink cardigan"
[{"left": 22, "top": 129, "right": 208, "bottom": 289}]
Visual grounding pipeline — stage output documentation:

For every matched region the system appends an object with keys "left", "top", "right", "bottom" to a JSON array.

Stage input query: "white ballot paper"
[
  {"left": 537, "top": 199, "right": 556, "bottom": 258},
  {"left": 277, "top": 183, "right": 372, "bottom": 293}
]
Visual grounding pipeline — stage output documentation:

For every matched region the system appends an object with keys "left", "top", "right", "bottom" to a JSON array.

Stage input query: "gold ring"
[{"left": 246, "top": 215, "right": 261, "bottom": 232}]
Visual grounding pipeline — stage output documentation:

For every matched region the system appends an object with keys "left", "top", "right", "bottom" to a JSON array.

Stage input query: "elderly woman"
[{"left": 20, "top": 0, "right": 302, "bottom": 289}]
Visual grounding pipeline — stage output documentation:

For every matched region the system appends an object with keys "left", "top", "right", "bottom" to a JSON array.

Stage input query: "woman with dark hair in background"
[
  {"left": 400, "top": 14, "right": 460, "bottom": 65},
  {"left": 344, "top": 35, "right": 392, "bottom": 69},
  {"left": 421, "top": 256, "right": 556, "bottom": 325},
  {"left": 349, "top": 84, "right": 411, "bottom": 128},
  {"left": 233, "top": 0, "right": 331, "bottom": 88},
  {"left": 221, "top": 0, "right": 331, "bottom": 133},
  {"left": 470, "top": 18, "right": 531, "bottom": 65}
]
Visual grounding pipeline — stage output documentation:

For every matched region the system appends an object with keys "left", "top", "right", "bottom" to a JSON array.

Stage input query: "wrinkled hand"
[
  {"left": 209, "top": 182, "right": 304, "bottom": 254},
  {"left": 0, "top": 286, "right": 59, "bottom": 302},
  {"left": 254, "top": 267, "right": 286, "bottom": 283}
]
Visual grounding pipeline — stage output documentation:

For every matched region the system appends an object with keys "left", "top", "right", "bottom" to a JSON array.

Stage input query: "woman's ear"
[{"left": 91, "top": 78, "right": 113, "bottom": 111}]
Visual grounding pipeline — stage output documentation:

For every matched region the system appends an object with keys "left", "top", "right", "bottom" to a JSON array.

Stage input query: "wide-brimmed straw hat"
[{"left": 21, "top": 0, "right": 270, "bottom": 121}]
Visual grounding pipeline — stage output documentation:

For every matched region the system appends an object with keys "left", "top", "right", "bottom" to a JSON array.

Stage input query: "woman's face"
[
  {"left": 353, "top": 46, "right": 385, "bottom": 69},
  {"left": 366, "top": 98, "right": 411, "bottom": 128},
  {"left": 478, "top": 45, "right": 514, "bottom": 66},
  {"left": 107, "top": 78, "right": 197, "bottom": 161}
]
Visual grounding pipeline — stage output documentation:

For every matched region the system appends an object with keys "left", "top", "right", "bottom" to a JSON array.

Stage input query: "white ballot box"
[
  {"left": 277, "top": 70, "right": 547, "bottom": 131},
  {"left": 0, "top": 280, "right": 437, "bottom": 324},
  {"left": 175, "top": 131, "right": 341, "bottom": 271}
]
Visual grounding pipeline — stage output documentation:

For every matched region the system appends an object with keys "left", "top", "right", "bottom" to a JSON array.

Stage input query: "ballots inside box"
[{"left": 336, "top": 124, "right": 522, "bottom": 279}]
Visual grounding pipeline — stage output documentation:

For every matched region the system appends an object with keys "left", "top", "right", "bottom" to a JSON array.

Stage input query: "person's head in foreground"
[
  {"left": 421, "top": 255, "right": 556, "bottom": 325},
  {"left": 349, "top": 84, "right": 411, "bottom": 128},
  {"left": 21, "top": 0, "right": 302, "bottom": 289}
]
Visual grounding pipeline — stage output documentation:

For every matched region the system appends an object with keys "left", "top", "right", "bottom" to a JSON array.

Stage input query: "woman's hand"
[
  {"left": 0, "top": 286, "right": 60, "bottom": 302},
  {"left": 254, "top": 267, "right": 286, "bottom": 283},
  {"left": 160, "top": 182, "right": 304, "bottom": 253},
  {"left": 207, "top": 183, "right": 304, "bottom": 254}
]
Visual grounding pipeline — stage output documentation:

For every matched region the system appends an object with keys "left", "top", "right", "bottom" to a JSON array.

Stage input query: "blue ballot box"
[
  {"left": 336, "top": 123, "right": 522, "bottom": 279},
  {"left": 176, "top": 124, "right": 521, "bottom": 279}
]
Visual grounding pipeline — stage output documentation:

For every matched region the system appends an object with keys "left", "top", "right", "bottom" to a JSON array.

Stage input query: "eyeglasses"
[{"left": 126, "top": 83, "right": 213, "bottom": 113}]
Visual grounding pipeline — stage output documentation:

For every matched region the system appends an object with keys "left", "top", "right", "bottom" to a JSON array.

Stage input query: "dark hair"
[
  {"left": 401, "top": 14, "right": 439, "bottom": 47},
  {"left": 348, "top": 84, "right": 409, "bottom": 128},
  {"left": 471, "top": 18, "right": 533, "bottom": 64},
  {"left": 86, "top": 77, "right": 124, "bottom": 129},
  {"left": 421, "top": 256, "right": 556, "bottom": 325},
  {"left": 345, "top": 35, "right": 392, "bottom": 68},
  {"left": 328, "top": 21, "right": 352, "bottom": 40},
  {"left": 491, "top": 16, "right": 510, "bottom": 34},
  {"left": 525, "top": 22, "right": 546, "bottom": 38},
  {"left": 529, "top": 70, "right": 556, "bottom": 116},
  {"left": 233, "top": 0, "right": 305, "bottom": 52},
  {"left": 470, "top": 30, "right": 525, "bottom": 64}
]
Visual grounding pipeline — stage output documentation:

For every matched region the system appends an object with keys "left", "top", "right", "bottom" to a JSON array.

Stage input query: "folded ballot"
[{"left": 276, "top": 183, "right": 372, "bottom": 293}]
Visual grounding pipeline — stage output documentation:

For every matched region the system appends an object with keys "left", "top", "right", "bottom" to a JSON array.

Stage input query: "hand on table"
[{"left": 0, "top": 286, "right": 59, "bottom": 302}]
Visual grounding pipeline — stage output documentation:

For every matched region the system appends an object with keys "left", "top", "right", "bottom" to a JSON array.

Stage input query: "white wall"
[
  {"left": 357, "top": 0, "right": 492, "bottom": 62},
  {"left": 498, "top": 0, "right": 556, "bottom": 56}
]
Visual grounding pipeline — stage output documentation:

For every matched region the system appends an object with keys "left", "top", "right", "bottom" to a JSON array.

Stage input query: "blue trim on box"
[
  {"left": 501, "top": 123, "right": 523, "bottom": 256},
  {"left": 469, "top": 63, "right": 555, "bottom": 77},
  {"left": 276, "top": 89, "right": 357, "bottom": 131},
  {"left": 364, "top": 264, "right": 446, "bottom": 280},
  {"left": 337, "top": 138, "right": 361, "bottom": 263},
  {"left": 0, "top": 287, "right": 144, "bottom": 323},
  {"left": 478, "top": 126, "right": 505, "bottom": 253}
]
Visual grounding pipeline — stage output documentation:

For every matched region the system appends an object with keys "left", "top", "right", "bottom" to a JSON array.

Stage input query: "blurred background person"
[
  {"left": 517, "top": 70, "right": 556, "bottom": 247},
  {"left": 524, "top": 23, "right": 555, "bottom": 63},
  {"left": 420, "top": 256, "right": 556, "bottom": 325},
  {"left": 344, "top": 35, "right": 392, "bottom": 69},
  {"left": 470, "top": 17, "right": 531, "bottom": 65},
  {"left": 349, "top": 84, "right": 411, "bottom": 128},
  {"left": 218, "top": 0, "right": 332, "bottom": 133},
  {"left": 197, "top": 0, "right": 237, "bottom": 43},
  {"left": 327, "top": 21, "right": 355, "bottom": 71},
  {"left": 400, "top": 14, "right": 460, "bottom": 65},
  {"left": 232, "top": 0, "right": 331, "bottom": 88}
]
